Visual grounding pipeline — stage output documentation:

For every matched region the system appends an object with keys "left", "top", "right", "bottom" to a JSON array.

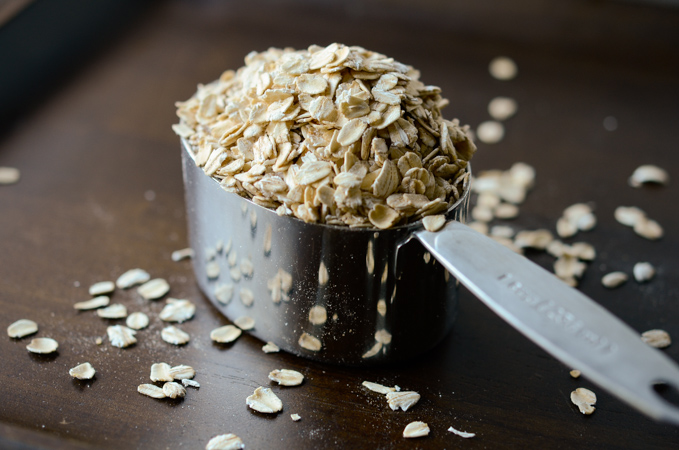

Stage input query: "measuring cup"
[{"left": 181, "top": 138, "right": 679, "bottom": 425}]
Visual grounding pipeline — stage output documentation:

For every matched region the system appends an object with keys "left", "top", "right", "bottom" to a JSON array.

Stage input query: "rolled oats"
[
  {"left": 362, "top": 381, "right": 395, "bottom": 394},
  {"left": 386, "top": 391, "right": 420, "bottom": 411},
  {"left": 601, "top": 271, "right": 628, "bottom": 288},
  {"left": 126, "top": 312, "right": 150, "bottom": 330},
  {"left": 89, "top": 281, "right": 115, "bottom": 296},
  {"left": 169, "top": 365, "right": 196, "bottom": 380},
  {"left": 246, "top": 387, "right": 283, "bottom": 413},
  {"left": 69, "top": 362, "right": 96, "bottom": 380},
  {"left": 159, "top": 298, "right": 196, "bottom": 323},
  {"left": 151, "top": 363, "right": 173, "bottom": 382},
  {"left": 308, "top": 305, "right": 327, "bottom": 325},
  {"left": 234, "top": 315, "right": 255, "bottom": 330},
  {"left": 291, "top": 413, "right": 301, "bottom": 422},
  {"left": 403, "top": 421, "right": 430, "bottom": 438},
  {"left": 107, "top": 325, "right": 137, "bottom": 348},
  {"left": 614, "top": 206, "right": 646, "bottom": 227},
  {"left": 240, "top": 288, "right": 254, "bottom": 307},
  {"left": 214, "top": 283, "right": 234, "bottom": 305},
  {"left": 633, "top": 262, "right": 655, "bottom": 283},
  {"left": 629, "top": 164, "right": 669, "bottom": 187},
  {"left": 138, "top": 384, "right": 166, "bottom": 399},
  {"left": 488, "top": 96, "right": 518, "bottom": 121},
  {"left": 448, "top": 426, "right": 476, "bottom": 438},
  {"left": 641, "top": 329, "right": 671, "bottom": 348},
  {"left": 138, "top": 278, "right": 170, "bottom": 300},
  {"left": 206, "top": 434, "right": 244, "bottom": 450},
  {"left": 262, "top": 342, "right": 280, "bottom": 353},
  {"left": 570, "top": 369, "right": 581, "bottom": 379},
  {"left": 96, "top": 304, "right": 127, "bottom": 319},
  {"left": 7, "top": 319, "right": 38, "bottom": 338},
  {"left": 476, "top": 120, "right": 504, "bottom": 144},
  {"left": 161, "top": 326, "right": 190, "bottom": 345},
  {"left": 570, "top": 387, "right": 596, "bottom": 415},
  {"left": 268, "top": 369, "right": 304, "bottom": 386},
  {"left": 116, "top": 268, "right": 151, "bottom": 289},
  {"left": 183, "top": 379, "right": 200, "bottom": 388},
  {"left": 0, "top": 167, "right": 20, "bottom": 185},
  {"left": 422, "top": 214, "right": 445, "bottom": 232},
  {"left": 174, "top": 44, "right": 476, "bottom": 229},
  {"left": 163, "top": 382, "right": 187, "bottom": 399},
  {"left": 210, "top": 325, "right": 241, "bottom": 343},
  {"left": 26, "top": 337, "right": 58, "bottom": 354},
  {"left": 513, "top": 229, "right": 552, "bottom": 250},
  {"left": 489, "top": 56, "right": 518, "bottom": 80},
  {"left": 298, "top": 332, "right": 322, "bottom": 352}
]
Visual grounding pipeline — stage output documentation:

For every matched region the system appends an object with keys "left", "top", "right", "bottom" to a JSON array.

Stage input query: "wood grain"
[{"left": 1, "top": 1, "right": 678, "bottom": 448}]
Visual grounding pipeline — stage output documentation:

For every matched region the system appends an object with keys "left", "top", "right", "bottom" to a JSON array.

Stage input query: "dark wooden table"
[{"left": 2, "top": 1, "right": 679, "bottom": 448}]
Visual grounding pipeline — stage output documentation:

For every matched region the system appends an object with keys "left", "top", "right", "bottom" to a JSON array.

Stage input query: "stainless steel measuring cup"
[{"left": 181, "top": 138, "right": 679, "bottom": 425}]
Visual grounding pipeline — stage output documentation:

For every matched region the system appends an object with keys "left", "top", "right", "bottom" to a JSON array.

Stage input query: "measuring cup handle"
[{"left": 416, "top": 220, "right": 679, "bottom": 425}]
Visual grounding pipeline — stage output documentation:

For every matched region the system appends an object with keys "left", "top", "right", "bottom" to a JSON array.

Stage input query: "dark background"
[{"left": 0, "top": 0, "right": 678, "bottom": 448}]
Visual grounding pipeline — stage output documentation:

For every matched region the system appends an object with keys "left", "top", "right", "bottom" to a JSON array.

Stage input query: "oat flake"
[
  {"left": 26, "top": 337, "right": 58, "bottom": 354},
  {"left": 308, "top": 305, "right": 327, "bottom": 325},
  {"left": 138, "top": 278, "right": 170, "bottom": 300},
  {"left": 126, "top": 312, "right": 150, "bottom": 330},
  {"left": 571, "top": 387, "right": 596, "bottom": 415},
  {"left": 362, "top": 381, "right": 395, "bottom": 394},
  {"left": 641, "top": 329, "right": 671, "bottom": 348},
  {"left": 210, "top": 325, "right": 241, "bottom": 343},
  {"left": 7, "top": 319, "right": 38, "bottom": 338},
  {"left": 138, "top": 384, "right": 166, "bottom": 399},
  {"left": 246, "top": 387, "right": 283, "bottom": 413},
  {"left": 386, "top": 391, "right": 420, "bottom": 411},
  {"left": 268, "top": 369, "right": 304, "bottom": 386},
  {"left": 163, "top": 382, "right": 186, "bottom": 399},
  {"left": 206, "top": 433, "right": 244, "bottom": 450},
  {"left": 89, "top": 281, "right": 115, "bottom": 296},
  {"left": 116, "top": 268, "right": 150, "bottom": 289},
  {"left": 448, "top": 426, "right": 476, "bottom": 438},
  {"left": 403, "top": 421, "right": 430, "bottom": 438},
  {"left": 74, "top": 296, "right": 110, "bottom": 310},
  {"left": 160, "top": 298, "right": 196, "bottom": 323},
  {"left": 172, "top": 248, "right": 194, "bottom": 261},
  {"left": 234, "top": 316, "right": 255, "bottom": 330},
  {"left": 69, "top": 362, "right": 96, "bottom": 380},
  {"left": 107, "top": 325, "right": 137, "bottom": 348},
  {"left": 262, "top": 342, "right": 280, "bottom": 353},
  {"left": 151, "top": 363, "right": 173, "bottom": 382},
  {"left": 298, "top": 332, "right": 322, "bottom": 352},
  {"left": 161, "top": 326, "right": 190, "bottom": 345},
  {"left": 0, "top": 167, "right": 20, "bottom": 185}
]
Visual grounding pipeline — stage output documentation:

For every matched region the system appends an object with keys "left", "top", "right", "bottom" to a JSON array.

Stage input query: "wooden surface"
[{"left": 1, "top": 0, "right": 679, "bottom": 448}]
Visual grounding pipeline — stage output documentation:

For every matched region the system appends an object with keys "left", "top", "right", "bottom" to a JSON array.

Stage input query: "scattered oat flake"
[
  {"left": 161, "top": 326, "right": 190, "bottom": 345},
  {"left": 138, "top": 278, "right": 170, "bottom": 300},
  {"left": 476, "top": 120, "right": 504, "bottom": 144},
  {"left": 488, "top": 96, "right": 518, "bottom": 121},
  {"left": 183, "top": 379, "right": 200, "bottom": 388},
  {"left": 629, "top": 164, "right": 669, "bottom": 187},
  {"left": 126, "top": 312, "right": 150, "bottom": 330},
  {"left": 74, "top": 296, "right": 110, "bottom": 310},
  {"left": 206, "top": 261, "right": 220, "bottom": 279},
  {"left": 308, "top": 305, "right": 327, "bottom": 325},
  {"left": 163, "top": 381, "right": 187, "bottom": 399},
  {"left": 262, "top": 342, "right": 280, "bottom": 353},
  {"left": 69, "top": 362, "right": 95, "bottom": 380},
  {"left": 89, "top": 281, "right": 115, "bottom": 296},
  {"left": 151, "top": 363, "right": 173, "bottom": 382},
  {"left": 362, "top": 381, "right": 395, "bottom": 394},
  {"left": 210, "top": 325, "right": 241, "bottom": 343},
  {"left": 95, "top": 337, "right": 103, "bottom": 345},
  {"left": 633, "top": 262, "right": 655, "bottom": 283},
  {"left": 601, "top": 272, "right": 628, "bottom": 289},
  {"left": 614, "top": 206, "right": 646, "bottom": 227},
  {"left": 571, "top": 387, "right": 597, "bottom": 415},
  {"left": 641, "top": 329, "right": 671, "bottom": 348},
  {"left": 239, "top": 288, "right": 254, "bottom": 307},
  {"left": 7, "top": 319, "right": 38, "bottom": 338},
  {"left": 206, "top": 433, "right": 244, "bottom": 450},
  {"left": 97, "top": 304, "right": 127, "bottom": 319},
  {"left": 489, "top": 56, "right": 517, "bottom": 80},
  {"left": 116, "top": 268, "right": 150, "bottom": 289},
  {"left": 172, "top": 248, "right": 194, "bottom": 261},
  {"left": 362, "top": 342, "right": 383, "bottom": 359},
  {"left": 26, "top": 337, "right": 58, "bottom": 354},
  {"left": 570, "top": 369, "right": 581, "bottom": 379},
  {"left": 448, "top": 426, "right": 476, "bottom": 438},
  {"left": 386, "top": 391, "right": 420, "bottom": 411},
  {"left": 634, "top": 217, "right": 663, "bottom": 240},
  {"left": 291, "top": 414, "right": 301, "bottom": 422},
  {"left": 138, "top": 383, "right": 166, "bottom": 399},
  {"left": 247, "top": 387, "right": 283, "bottom": 413},
  {"left": 403, "top": 421, "right": 430, "bottom": 438},
  {"left": 169, "top": 365, "right": 196, "bottom": 380},
  {"left": 107, "top": 325, "right": 137, "bottom": 348},
  {"left": 234, "top": 316, "right": 255, "bottom": 330},
  {"left": 298, "top": 332, "right": 322, "bottom": 352},
  {"left": 269, "top": 369, "right": 304, "bottom": 386},
  {"left": 0, "top": 167, "right": 20, "bottom": 185},
  {"left": 160, "top": 298, "right": 196, "bottom": 323}
]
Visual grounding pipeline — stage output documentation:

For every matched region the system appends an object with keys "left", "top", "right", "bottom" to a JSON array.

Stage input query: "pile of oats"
[{"left": 174, "top": 43, "right": 476, "bottom": 229}]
